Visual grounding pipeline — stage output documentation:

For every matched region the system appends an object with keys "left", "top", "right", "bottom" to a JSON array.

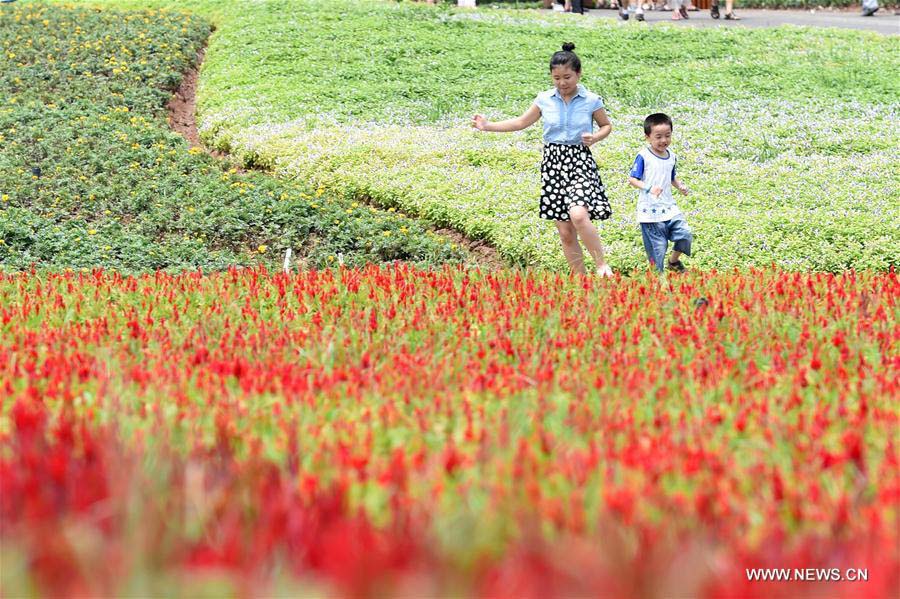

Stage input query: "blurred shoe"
[
  {"left": 724, "top": 11, "right": 740, "bottom": 19},
  {"left": 666, "top": 259, "right": 686, "bottom": 273},
  {"left": 679, "top": 5, "right": 689, "bottom": 18},
  {"left": 619, "top": 6, "right": 630, "bottom": 19},
  {"left": 635, "top": 10, "right": 645, "bottom": 20},
  {"left": 710, "top": 0, "right": 720, "bottom": 18},
  {"left": 861, "top": 6, "right": 878, "bottom": 15}
]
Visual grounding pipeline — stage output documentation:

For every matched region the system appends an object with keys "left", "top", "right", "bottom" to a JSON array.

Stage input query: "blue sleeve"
[
  {"left": 592, "top": 96, "right": 604, "bottom": 113},
  {"left": 629, "top": 154, "right": 644, "bottom": 179},
  {"left": 672, "top": 157, "right": 677, "bottom": 181}
]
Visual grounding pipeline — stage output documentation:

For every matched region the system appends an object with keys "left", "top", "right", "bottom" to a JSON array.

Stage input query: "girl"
[{"left": 472, "top": 43, "right": 614, "bottom": 277}]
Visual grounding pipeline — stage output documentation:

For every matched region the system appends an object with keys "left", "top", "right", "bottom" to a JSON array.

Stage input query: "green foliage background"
[
  {"left": 23, "top": 0, "right": 900, "bottom": 271},
  {"left": 0, "top": 2, "right": 465, "bottom": 271}
]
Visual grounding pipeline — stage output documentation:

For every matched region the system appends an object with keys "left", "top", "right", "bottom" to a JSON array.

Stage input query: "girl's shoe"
[
  {"left": 724, "top": 11, "right": 740, "bottom": 19},
  {"left": 710, "top": 0, "right": 720, "bottom": 18},
  {"left": 678, "top": 5, "right": 689, "bottom": 18},
  {"left": 596, "top": 264, "right": 614, "bottom": 278}
]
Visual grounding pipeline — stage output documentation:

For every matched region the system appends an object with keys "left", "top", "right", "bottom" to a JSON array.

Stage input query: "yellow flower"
[
  {"left": 87, "top": 229, "right": 97, "bottom": 235},
  {"left": 382, "top": 231, "right": 391, "bottom": 237},
  {"left": 257, "top": 244, "right": 267, "bottom": 253},
  {"left": 1, "top": 195, "right": 8, "bottom": 202}
]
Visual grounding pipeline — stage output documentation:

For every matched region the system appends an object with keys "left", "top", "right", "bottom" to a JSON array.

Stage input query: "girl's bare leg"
[
  {"left": 569, "top": 206, "right": 609, "bottom": 272},
  {"left": 555, "top": 221, "right": 586, "bottom": 274}
]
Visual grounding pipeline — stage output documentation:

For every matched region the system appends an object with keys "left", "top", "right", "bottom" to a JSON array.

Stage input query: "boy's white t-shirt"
[{"left": 629, "top": 147, "right": 682, "bottom": 224}]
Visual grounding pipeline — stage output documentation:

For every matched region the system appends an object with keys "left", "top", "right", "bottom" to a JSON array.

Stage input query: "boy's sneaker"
[
  {"left": 635, "top": 10, "right": 646, "bottom": 20},
  {"left": 666, "top": 258, "right": 686, "bottom": 273}
]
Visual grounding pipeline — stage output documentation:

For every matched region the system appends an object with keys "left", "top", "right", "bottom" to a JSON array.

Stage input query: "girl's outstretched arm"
[{"left": 472, "top": 104, "right": 541, "bottom": 133}]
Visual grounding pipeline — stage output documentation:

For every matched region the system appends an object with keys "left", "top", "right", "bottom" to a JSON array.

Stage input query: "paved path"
[{"left": 540, "top": 7, "right": 900, "bottom": 34}]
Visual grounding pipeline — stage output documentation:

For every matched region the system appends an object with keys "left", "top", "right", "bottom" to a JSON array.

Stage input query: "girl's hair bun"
[{"left": 562, "top": 42, "right": 576, "bottom": 52}]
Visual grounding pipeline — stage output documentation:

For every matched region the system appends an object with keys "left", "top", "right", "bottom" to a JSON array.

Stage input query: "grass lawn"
[{"left": 34, "top": 0, "right": 900, "bottom": 272}]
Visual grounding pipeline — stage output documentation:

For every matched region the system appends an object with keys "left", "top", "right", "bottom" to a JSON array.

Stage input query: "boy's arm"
[
  {"left": 628, "top": 177, "right": 650, "bottom": 191},
  {"left": 672, "top": 160, "right": 688, "bottom": 195},
  {"left": 630, "top": 177, "right": 662, "bottom": 197},
  {"left": 473, "top": 104, "right": 541, "bottom": 133},
  {"left": 628, "top": 155, "right": 662, "bottom": 196}
]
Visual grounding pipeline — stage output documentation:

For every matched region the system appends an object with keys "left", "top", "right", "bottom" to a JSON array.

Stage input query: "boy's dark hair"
[
  {"left": 550, "top": 42, "right": 581, "bottom": 73},
  {"left": 644, "top": 113, "right": 673, "bottom": 135}
]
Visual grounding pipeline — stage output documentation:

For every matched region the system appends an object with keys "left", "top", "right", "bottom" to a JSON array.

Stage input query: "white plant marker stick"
[{"left": 283, "top": 248, "right": 292, "bottom": 274}]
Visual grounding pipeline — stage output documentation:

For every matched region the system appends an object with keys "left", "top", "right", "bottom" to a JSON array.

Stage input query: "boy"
[{"left": 628, "top": 113, "right": 692, "bottom": 273}]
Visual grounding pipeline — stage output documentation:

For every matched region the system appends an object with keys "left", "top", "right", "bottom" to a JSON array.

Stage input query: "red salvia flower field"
[{"left": 1, "top": 266, "right": 897, "bottom": 596}]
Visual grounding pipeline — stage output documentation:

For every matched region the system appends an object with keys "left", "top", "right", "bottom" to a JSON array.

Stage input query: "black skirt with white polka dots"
[{"left": 539, "top": 143, "right": 611, "bottom": 222}]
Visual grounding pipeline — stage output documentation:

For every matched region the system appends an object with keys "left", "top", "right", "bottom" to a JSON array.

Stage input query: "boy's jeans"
[{"left": 640, "top": 217, "right": 692, "bottom": 272}]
